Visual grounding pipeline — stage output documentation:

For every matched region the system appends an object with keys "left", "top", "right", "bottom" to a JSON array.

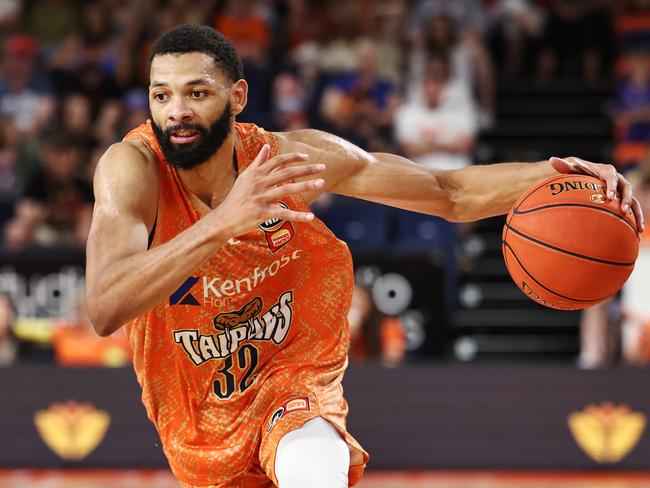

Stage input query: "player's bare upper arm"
[
  {"left": 87, "top": 141, "right": 159, "bottom": 274},
  {"left": 277, "top": 130, "right": 447, "bottom": 210}
]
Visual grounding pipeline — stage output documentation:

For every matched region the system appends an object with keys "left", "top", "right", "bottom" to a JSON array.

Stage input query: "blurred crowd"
[
  {"left": 0, "top": 0, "right": 649, "bottom": 366},
  {"left": 2, "top": 0, "right": 643, "bottom": 250},
  {"left": 579, "top": 1, "right": 650, "bottom": 369}
]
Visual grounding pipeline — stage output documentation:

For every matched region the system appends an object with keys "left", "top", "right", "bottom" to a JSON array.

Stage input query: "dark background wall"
[{"left": 1, "top": 364, "right": 649, "bottom": 470}]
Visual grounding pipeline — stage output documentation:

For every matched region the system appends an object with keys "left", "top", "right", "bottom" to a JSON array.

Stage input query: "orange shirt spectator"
[
  {"left": 348, "top": 285, "right": 406, "bottom": 365},
  {"left": 53, "top": 322, "right": 132, "bottom": 367},
  {"left": 213, "top": 1, "right": 270, "bottom": 62}
]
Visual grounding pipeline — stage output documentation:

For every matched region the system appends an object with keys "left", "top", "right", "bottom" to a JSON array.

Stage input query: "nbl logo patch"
[
  {"left": 267, "top": 397, "right": 311, "bottom": 431},
  {"left": 259, "top": 201, "right": 295, "bottom": 253},
  {"left": 267, "top": 407, "right": 285, "bottom": 432}
]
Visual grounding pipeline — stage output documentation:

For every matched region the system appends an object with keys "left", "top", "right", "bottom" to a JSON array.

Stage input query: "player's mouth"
[{"left": 169, "top": 128, "right": 200, "bottom": 144}]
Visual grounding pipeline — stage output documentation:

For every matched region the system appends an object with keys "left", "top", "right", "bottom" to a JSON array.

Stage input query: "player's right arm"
[{"left": 86, "top": 143, "right": 323, "bottom": 336}]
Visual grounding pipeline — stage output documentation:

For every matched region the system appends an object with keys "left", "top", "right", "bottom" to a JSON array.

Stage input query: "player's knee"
[{"left": 275, "top": 417, "right": 350, "bottom": 488}]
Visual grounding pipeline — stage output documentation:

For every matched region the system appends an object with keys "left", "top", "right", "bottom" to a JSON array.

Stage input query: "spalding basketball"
[{"left": 502, "top": 174, "right": 639, "bottom": 310}]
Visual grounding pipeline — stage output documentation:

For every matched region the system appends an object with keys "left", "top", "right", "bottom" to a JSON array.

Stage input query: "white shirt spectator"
[{"left": 395, "top": 77, "right": 477, "bottom": 171}]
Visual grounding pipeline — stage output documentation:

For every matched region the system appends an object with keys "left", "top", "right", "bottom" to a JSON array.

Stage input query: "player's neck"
[{"left": 175, "top": 134, "right": 237, "bottom": 210}]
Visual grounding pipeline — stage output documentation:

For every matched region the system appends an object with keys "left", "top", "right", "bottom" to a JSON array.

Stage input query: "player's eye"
[
  {"left": 153, "top": 93, "right": 167, "bottom": 102},
  {"left": 190, "top": 90, "right": 206, "bottom": 99}
]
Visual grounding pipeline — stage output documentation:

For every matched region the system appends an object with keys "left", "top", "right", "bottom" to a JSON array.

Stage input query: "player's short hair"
[{"left": 148, "top": 24, "right": 243, "bottom": 83}]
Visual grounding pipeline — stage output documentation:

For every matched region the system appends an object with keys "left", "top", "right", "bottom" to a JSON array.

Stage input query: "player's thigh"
[{"left": 274, "top": 416, "right": 350, "bottom": 488}]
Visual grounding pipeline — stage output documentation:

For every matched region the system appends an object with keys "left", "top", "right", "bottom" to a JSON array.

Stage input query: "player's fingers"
[
  {"left": 270, "top": 206, "right": 315, "bottom": 223},
  {"left": 597, "top": 164, "right": 619, "bottom": 201},
  {"left": 261, "top": 152, "right": 309, "bottom": 174},
  {"left": 549, "top": 156, "right": 598, "bottom": 178},
  {"left": 549, "top": 156, "right": 572, "bottom": 174},
  {"left": 250, "top": 144, "right": 271, "bottom": 168},
  {"left": 631, "top": 196, "right": 645, "bottom": 233},
  {"left": 266, "top": 179, "right": 325, "bottom": 200},
  {"left": 618, "top": 173, "right": 633, "bottom": 214},
  {"left": 266, "top": 164, "right": 326, "bottom": 186}
]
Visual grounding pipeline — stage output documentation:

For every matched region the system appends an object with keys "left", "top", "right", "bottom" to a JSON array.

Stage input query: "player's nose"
[{"left": 167, "top": 97, "right": 193, "bottom": 123}]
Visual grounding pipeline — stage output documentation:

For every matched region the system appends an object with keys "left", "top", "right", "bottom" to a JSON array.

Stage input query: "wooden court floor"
[{"left": 2, "top": 470, "right": 650, "bottom": 488}]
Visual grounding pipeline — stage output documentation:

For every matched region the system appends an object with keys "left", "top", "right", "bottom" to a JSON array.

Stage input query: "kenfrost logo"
[
  {"left": 202, "top": 250, "right": 302, "bottom": 307},
  {"left": 173, "top": 291, "right": 294, "bottom": 365},
  {"left": 169, "top": 250, "right": 302, "bottom": 307},
  {"left": 170, "top": 276, "right": 200, "bottom": 306}
]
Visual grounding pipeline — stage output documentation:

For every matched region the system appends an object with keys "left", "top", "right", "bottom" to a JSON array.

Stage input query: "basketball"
[{"left": 502, "top": 174, "right": 639, "bottom": 310}]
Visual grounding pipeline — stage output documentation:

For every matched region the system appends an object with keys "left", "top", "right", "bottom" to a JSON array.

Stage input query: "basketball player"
[{"left": 85, "top": 25, "right": 644, "bottom": 488}]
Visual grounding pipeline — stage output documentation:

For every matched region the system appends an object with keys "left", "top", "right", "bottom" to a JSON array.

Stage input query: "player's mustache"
[{"left": 164, "top": 123, "right": 207, "bottom": 136}]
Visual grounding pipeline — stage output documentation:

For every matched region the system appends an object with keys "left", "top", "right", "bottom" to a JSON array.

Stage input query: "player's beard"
[{"left": 152, "top": 101, "right": 233, "bottom": 170}]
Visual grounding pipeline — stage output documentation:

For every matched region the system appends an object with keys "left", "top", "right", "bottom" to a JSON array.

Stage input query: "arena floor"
[{"left": 2, "top": 470, "right": 650, "bottom": 488}]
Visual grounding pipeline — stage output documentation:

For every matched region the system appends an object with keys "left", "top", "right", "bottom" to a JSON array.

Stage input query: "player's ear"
[{"left": 230, "top": 79, "right": 248, "bottom": 116}]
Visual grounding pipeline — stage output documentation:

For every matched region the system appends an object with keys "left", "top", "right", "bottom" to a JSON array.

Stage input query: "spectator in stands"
[
  {"left": 409, "top": 0, "right": 487, "bottom": 35},
  {"left": 93, "top": 98, "right": 124, "bottom": 148},
  {"left": 284, "top": 42, "right": 330, "bottom": 129},
  {"left": 22, "top": 0, "right": 80, "bottom": 44},
  {"left": 52, "top": 291, "right": 131, "bottom": 367},
  {"left": 395, "top": 52, "right": 478, "bottom": 171},
  {"left": 214, "top": 0, "right": 273, "bottom": 125},
  {"left": 408, "top": 2, "right": 495, "bottom": 127},
  {"left": 365, "top": 0, "right": 410, "bottom": 88},
  {"left": 122, "top": 88, "right": 149, "bottom": 134},
  {"left": 0, "top": 34, "right": 55, "bottom": 139},
  {"left": 0, "top": 0, "right": 19, "bottom": 35},
  {"left": 579, "top": 160, "right": 650, "bottom": 369},
  {"left": 318, "top": 2, "right": 364, "bottom": 74},
  {"left": 486, "top": 0, "right": 545, "bottom": 81},
  {"left": 537, "top": 0, "right": 613, "bottom": 88},
  {"left": 577, "top": 298, "right": 616, "bottom": 369},
  {"left": 320, "top": 38, "right": 400, "bottom": 151},
  {"left": 271, "top": 72, "right": 309, "bottom": 131},
  {"left": 282, "top": 0, "right": 331, "bottom": 53},
  {"left": 613, "top": 50, "right": 650, "bottom": 143},
  {"left": 348, "top": 285, "right": 406, "bottom": 366},
  {"left": 0, "top": 293, "right": 18, "bottom": 366},
  {"left": 213, "top": 0, "right": 271, "bottom": 65},
  {"left": 3, "top": 131, "right": 93, "bottom": 250},
  {"left": 620, "top": 162, "right": 650, "bottom": 365},
  {"left": 59, "top": 92, "right": 95, "bottom": 155},
  {"left": 0, "top": 119, "right": 22, "bottom": 230}
]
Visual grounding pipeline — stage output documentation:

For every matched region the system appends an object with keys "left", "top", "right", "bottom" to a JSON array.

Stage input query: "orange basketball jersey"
[{"left": 123, "top": 121, "right": 368, "bottom": 487}]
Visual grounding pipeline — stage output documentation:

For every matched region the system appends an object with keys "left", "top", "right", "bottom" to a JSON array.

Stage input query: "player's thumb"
[
  {"left": 549, "top": 156, "right": 572, "bottom": 174},
  {"left": 251, "top": 144, "right": 270, "bottom": 167}
]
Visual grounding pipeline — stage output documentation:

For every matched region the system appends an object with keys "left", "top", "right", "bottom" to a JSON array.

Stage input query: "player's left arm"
[{"left": 278, "top": 129, "right": 644, "bottom": 231}]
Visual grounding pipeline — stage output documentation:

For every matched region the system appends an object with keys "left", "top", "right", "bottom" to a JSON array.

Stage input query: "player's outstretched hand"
[
  {"left": 213, "top": 144, "right": 325, "bottom": 239},
  {"left": 550, "top": 156, "right": 645, "bottom": 233}
]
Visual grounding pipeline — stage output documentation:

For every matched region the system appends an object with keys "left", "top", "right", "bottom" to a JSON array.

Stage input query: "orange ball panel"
[
  {"left": 509, "top": 206, "right": 637, "bottom": 264},
  {"left": 503, "top": 174, "right": 639, "bottom": 310}
]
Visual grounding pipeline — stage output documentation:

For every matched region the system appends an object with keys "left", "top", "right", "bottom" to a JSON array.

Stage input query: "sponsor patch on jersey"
[
  {"left": 285, "top": 397, "right": 310, "bottom": 413},
  {"left": 258, "top": 201, "right": 295, "bottom": 253},
  {"left": 267, "top": 397, "right": 312, "bottom": 431},
  {"left": 267, "top": 406, "right": 285, "bottom": 432}
]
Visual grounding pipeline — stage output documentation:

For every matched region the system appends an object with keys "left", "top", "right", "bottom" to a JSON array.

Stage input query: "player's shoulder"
[{"left": 95, "top": 139, "right": 159, "bottom": 184}]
